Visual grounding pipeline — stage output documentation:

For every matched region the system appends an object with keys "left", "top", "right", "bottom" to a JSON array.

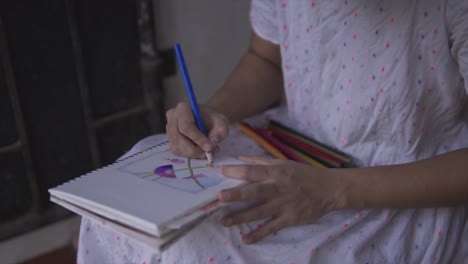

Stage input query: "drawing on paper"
[{"left": 118, "top": 150, "right": 223, "bottom": 193}]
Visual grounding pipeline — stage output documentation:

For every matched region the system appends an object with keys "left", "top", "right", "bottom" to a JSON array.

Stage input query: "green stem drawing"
[
  {"left": 188, "top": 158, "right": 205, "bottom": 190},
  {"left": 173, "top": 166, "right": 208, "bottom": 172}
]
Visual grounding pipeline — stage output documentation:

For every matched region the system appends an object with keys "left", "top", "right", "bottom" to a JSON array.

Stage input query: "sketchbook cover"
[{"left": 48, "top": 142, "right": 244, "bottom": 237}]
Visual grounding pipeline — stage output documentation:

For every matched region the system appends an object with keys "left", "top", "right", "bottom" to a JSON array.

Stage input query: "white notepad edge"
[
  {"left": 49, "top": 189, "right": 163, "bottom": 236},
  {"left": 50, "top": 195, "right": 208, "bottom": 252},
  {"left": 50, "top": 196, "right": 166, "bottom": 251}
]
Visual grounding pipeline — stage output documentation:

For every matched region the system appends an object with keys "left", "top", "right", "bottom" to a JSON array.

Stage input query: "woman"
[{"left": 79, "top": 0, "right": 468, "bottom": 262}]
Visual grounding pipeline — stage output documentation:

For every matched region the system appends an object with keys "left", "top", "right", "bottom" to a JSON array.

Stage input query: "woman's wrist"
[
  {"left": 328, "top": 169, "right": 353, "bottom": 210},
  {"left": 326, "top": 149, "right": 468, "bottom": 210},
  {"left": 326, "top": 168, "right": 366, "bottom": 211},
  {"left": 301, "top": 167, "right": 354, "bottom": 212}
]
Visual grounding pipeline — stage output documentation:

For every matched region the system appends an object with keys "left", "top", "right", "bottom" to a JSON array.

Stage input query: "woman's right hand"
[{"left": 165, "top": 102, "right": 230, "bottom": 159}]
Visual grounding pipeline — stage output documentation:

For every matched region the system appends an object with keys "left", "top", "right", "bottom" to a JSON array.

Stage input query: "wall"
[{"left": 154, "top": 0, "right": 252, "bottom": 110}]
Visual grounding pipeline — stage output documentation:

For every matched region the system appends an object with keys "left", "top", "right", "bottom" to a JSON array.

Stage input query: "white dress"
[{"left": 77, "top": 0, "right": 468, "bottom": 263}]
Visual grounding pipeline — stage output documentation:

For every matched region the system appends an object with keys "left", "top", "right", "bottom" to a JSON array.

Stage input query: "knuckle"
[
  {"left": 178, "top": 120, "right": 193, "bottom": 134},
  {"left": 238, "top": 166, "right": 250, "bottom": 179},
  {"left": 214, "top": 112, "right": 228, "bottom": 123},
  {"left": 216, "top": 125, "right": 229, "bottom": 138},
  {"left": 176, "top": 102, "right": 186, "bottom": 109},
  {"left": 177, "top": 102, "right": 190, "bottom": 112},
  {"left": 278, "top": 167, "right": 289, "bottom": 177},
  {"left": 278, "top": 167, "right": 294, "bottom": 184},
  {"left": 264, "top": 166, "right": 274, "bottom": 178}
]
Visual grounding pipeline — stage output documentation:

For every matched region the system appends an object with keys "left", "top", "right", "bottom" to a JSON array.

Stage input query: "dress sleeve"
[
  {"left": 446, "top": 0, "right": 468, "bottom": 94},
  {"left": 250, "top": 0, "right": 280, "bottom": 45}
]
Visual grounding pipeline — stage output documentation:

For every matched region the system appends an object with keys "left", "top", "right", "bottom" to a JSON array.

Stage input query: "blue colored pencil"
[{"left": 174, "top": 43, "right": 213, "bottom": 163}]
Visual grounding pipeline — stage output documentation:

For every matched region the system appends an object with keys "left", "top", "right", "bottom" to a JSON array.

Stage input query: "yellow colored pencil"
[{"left": 238, "top": 122, "right": 288, "bottom": 160}]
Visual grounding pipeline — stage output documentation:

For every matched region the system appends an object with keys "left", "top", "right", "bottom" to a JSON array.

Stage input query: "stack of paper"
[{"left": 49, "top": 142, "right": 245, "bottom": 252}]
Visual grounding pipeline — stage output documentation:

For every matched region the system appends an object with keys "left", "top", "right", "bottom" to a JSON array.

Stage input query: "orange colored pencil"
[{"left": 238, "top": 122, "right": 288, "bottom": 160}]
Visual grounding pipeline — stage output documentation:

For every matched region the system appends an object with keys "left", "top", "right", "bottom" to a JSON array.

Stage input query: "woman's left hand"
[{"left": 218, "top": 155, "right": 346, "bottom": 244}]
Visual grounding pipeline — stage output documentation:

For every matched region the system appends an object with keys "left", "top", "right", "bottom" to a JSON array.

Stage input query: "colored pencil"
[
  {"left": 238, "top": 122, "right": 288, "bottom": 160},
  {"left": 287, "top": 147, "right": 327, "bottom": 168},
  {"left": 255, "top": 128, "right": 307, "bottom": 164},
  {"left": 268, "top": 120, "right": 352, "bottom": 165},
  {"left": 174, "top": 43, "right": 212, "bottom": 163},
  {"left": 271, "top": 133, "right": 337, "bottom": 168},
  {"left": 268, "top": 127, "right": 343, "bottom": 166},
  {"left": 258, "top": 128, "right": 327, "bottom": 168}
]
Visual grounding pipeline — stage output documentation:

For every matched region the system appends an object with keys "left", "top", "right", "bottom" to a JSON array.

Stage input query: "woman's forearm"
[
  {"left": 335, "top": 148, "right": 468, "bottom": 209},
  {"left": 206, "top": 34, "right": 283, "bottom": 123}
]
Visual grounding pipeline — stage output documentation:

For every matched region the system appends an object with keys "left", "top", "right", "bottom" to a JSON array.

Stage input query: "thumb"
[{"left": 208, "top": 116, "right": 229, "bottom": 145}]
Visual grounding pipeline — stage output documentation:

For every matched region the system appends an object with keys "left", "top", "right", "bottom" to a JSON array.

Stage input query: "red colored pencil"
[
  {"left": 255, "top": 128, "right": 308, "bottom": 164},
  {"left": 268, "top": 120, "right": 352, "bottom": 165},
  {"left": 268, "top": 127, "right": 343, "bottom": 166}
]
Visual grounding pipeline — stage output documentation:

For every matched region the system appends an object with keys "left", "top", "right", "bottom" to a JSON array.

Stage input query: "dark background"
[{"left": 0, "top": 0, "right": 171, "bottom": 241}]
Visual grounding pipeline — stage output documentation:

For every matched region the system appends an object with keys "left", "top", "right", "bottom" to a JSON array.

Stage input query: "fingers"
[
  {"left": 221, "top": 201, "right": 278, "bottom": 227},
  {"left": 221, "top": 203, "right": 288, "bottom": 244},
  {"left": 167, "top": 129, "right": 205, "bottom": 159},
  {"left": 237, "top": 155, "right": 285, "bottom": 165},
  {"left": 165, "top": 102, "right": 211, "bottom": 158},
  {"left": 218, "top": 183, "right": 277, "bottom": 202},
  {"left": 207, "top": 114, "right": 229, "bottom": 145},
  {"left": 175, "top": 103, "right": 213, "bottom": 152},
  {"left": 166, "top": 110, "right": 204, "bottom": 158},
  {"left": 243, "top": 217, "right": 286, "bottom": 244},
  {"left": 221, "top": 164, "right": 272, "bottom": 182}
]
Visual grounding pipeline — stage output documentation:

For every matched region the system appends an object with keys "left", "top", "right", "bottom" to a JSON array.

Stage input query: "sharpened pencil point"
[{"left": 206, "top": 151, "right": 213, "bottom": 164}]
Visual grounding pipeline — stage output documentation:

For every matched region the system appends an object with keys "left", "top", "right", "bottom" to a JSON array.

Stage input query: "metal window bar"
[{"left": 0, "top": 0, "right": 164, "bottom": 241}]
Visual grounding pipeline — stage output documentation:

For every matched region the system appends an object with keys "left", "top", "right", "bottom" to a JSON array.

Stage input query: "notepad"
[{"left": 49, "top": 142, "right": 245, "bottom": 251}]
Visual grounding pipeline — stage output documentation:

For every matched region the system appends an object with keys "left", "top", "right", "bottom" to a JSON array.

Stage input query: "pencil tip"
[{"left": 206, "top": 152, "right": 213, "bottom": 164}]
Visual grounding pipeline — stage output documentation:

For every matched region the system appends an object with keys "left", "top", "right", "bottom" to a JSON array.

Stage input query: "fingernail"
[
  {"left": 210, "top": 136, "right": 219, "bottom": 144},
  {"left": 202, "top": 143, "right": 211, "bottom": 152}
]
